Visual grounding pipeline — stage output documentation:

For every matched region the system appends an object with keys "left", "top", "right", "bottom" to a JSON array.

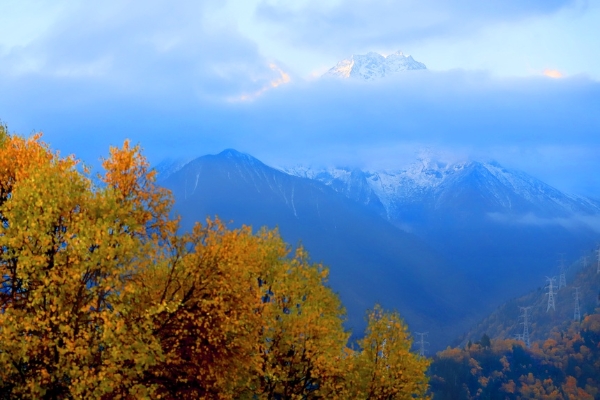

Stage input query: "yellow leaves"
[
  {"left": 0, "top": 130, "right": 165, "bottom": 398},
  {"left": 0, "top": 126, "right": 431, "bottom": 399},
  {"left": 100, "top": 139, "right": 174, "bottom": 242},
  {"left": 340, "top": 305, "right": 430, "bottom": 399},
  {"left": 251, "top": 245, "right": 350, "bottom": 398}
]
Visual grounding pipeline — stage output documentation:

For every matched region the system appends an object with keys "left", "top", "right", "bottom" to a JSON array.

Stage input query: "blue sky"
[{"left": 1, "top": 0, "right": 599, "bottom": 196}]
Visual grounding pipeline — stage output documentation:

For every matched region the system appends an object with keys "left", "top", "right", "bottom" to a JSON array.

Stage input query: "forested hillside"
[
  {"left": 429, "top": 313, "right": 600, "bottom": 399},
  {"left": 428, "top": 249, "right": 600, "bottom": 399},
  {"left": 457, "top": 251, "right": 600, "bottom": 347}
]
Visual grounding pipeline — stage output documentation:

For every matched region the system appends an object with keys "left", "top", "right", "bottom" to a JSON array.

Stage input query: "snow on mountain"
[
  {"left": 324, "top": 51, "right": 426, "bottom": 81},
  {"left": 159, "top": 151, "right": 600, "bottom": 231},
  {"left": 480, "top": 162, "right": 600, "bottom": 214},
  {"left": 154, "top": 157, "right": 193, "bottom": 181},
  {"left": 284, "top": 159, "right": 600, "bottom": 223},
  {"left": 285, "top": 158, "right": 458, "bottom": 217},
  {"left": 159, "top": 149, "right": 481, "bottom": 349}
]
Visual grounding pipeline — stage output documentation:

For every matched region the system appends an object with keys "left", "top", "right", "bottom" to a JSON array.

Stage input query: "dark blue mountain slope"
[{"left": 161, "top": 149, "right": 480, "bottom": 349}]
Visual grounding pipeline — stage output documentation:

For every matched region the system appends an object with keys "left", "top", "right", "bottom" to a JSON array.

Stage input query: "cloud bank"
[
  {"left": 255, "top": 0, "right": 578, "bottom": 55},
  {"left": 0, "top": 1, "right": 282, "bottom": 99},
  {"left": 1, "top": 0, "right": 599, "bottom": 197},
  {"left": 488, "top": 212, "right": 600, "bottom": 233}
]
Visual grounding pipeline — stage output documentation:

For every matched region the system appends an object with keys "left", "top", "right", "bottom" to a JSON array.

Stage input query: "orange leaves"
[
  {"left": 101, "top": 139, "right": 155, "bottom": 203},
  {"left": 501, "top": 379, "right": 516, "bottom": 394},
  {"left": 0, "top": 125, "right": 430, "bottom": 399},
  {"left": 100, "top": 139, "right": 175, "bottom": 240},
  {"left": 0, "top": 131, "right": 78, "bottom": 207},
  {"left": 0, "top": 130, "right": 164, "bottom": 398},
  {"left": 431, "top": 326, "right": 600, "bottom": 399}
]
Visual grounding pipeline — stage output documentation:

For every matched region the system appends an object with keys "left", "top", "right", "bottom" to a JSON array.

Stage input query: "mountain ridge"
[
  {"left": 285, "top": 157, "right": 600, "bottom": 302},
  {"left": 456, "top": 248, "right": 600, "bottom": 347},
  {"left": 324, "top": 51, "right": 427, "bottom": 80},
  {"left": 156, "top": 149, "right": 600, "bottom": 349},
  {"left": 159, "top": 148, "right": 478, "bottom": 350},
  {"left": 284, "top": 159, "right": 600, "bottom": 223}
]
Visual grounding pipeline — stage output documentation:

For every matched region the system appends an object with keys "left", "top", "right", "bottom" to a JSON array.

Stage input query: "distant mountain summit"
[
  {"left": 159, "top": 148, "right": 472, "bottom": 350},
  {"left": 156, "top": 150, "right": 600, "bottom": 348},
  {"left": 285, "top": 159, "right": 600, "bottom": 223},
  {"left": 324, "top": 51, "right": 426, "bottom": 80},
  {"left": 285, "top": 158, "right": 600, "bottom": 304}
]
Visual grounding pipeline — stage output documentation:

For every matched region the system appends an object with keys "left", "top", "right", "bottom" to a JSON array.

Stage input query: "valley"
[{"left": 158, "top": 149, "right": 600, "bottom": 351}]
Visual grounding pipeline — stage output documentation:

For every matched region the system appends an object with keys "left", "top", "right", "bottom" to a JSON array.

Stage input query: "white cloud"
[
  {"left": 1, "top": 1, "right": 599, "bottom": 198},
  {"left": 488, "top": 212, "right": 600, "bottom": 233},
  {"left": 255, "top": 0, "right": 578, "bottom": 55},
  {"left": 0, "top": 0, "right": 277, "bottom": 99}
]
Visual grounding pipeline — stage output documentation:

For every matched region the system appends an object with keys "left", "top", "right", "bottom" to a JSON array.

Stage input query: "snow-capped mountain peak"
[
  {"left": 325, "top": 51, "right": 426, "bottom": 81},
  {"left": 284, "top": 159, "right": 600, "bottom": 225}
]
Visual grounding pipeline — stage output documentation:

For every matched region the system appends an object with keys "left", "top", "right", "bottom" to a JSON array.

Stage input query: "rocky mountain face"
[
  {"left": 159, "top": 149, "right": 477, "bottom": 350},
  {"left": 285, "top": 159, "right": 600, "bottom": 223},
  {"left": 158, "top": 150, "right": 600, "bottom": 349},
  {"left": 324, "top": 51, "right": 426, "bottom": 80},
  {"left": 285, "top": 159, "right": 600, "bottom": 305}
]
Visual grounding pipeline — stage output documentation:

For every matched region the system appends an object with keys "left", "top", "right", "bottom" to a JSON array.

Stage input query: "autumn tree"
[
  {"left": 342, "top": 306, "right": 431, "bottom": 399},
  {"left": 0, "top": 130, "right": 164, "bottom": 397},
  {"left": 251, "top": 247, "right": 349, "bottom": 399},
  {"left": 135, "top": 221, "right": 348, "bottom": 399},
  {"left": 0, "top": 124, "right": 429, "bottom": 399}
]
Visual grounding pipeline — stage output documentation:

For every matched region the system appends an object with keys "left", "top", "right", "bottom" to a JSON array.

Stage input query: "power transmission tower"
[
  {"left": 574, "top": 287, "right": 581, "bottom": 322},
  {"left": 558, "top": 253, "right": 566, "bottom": 289},
  {"left": 415, "top": 332, "right": 429, "bottom": 357},
  {"left": 519, "top": 306, "right": 532, "bottom": 348},
  {"left": 582, "top": 255, "right": 589, "bottom": 269},
  {"left": 545, "top": 276, "right": 557, "bottom": 312}
]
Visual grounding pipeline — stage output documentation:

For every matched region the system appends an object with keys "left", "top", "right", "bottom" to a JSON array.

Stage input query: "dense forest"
[
  {"left": 427, "top": 232, "right": 600, "bottom": 399},
  {"left": 429, "top": 313, "right": 600, "bottom": 399}
]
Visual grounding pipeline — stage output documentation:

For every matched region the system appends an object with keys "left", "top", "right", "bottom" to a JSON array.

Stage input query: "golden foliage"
[
  {"left": 430, "top": 325, "right": 600, "bottom": 400},
  {"left": 0, "top": 131, "right": 159, "bottom": 398},
  {"left": 342, "top": 306, "right": 431, "bottom": 399},
  {"left": 0, "top": 127, "right": 429, "bottom": 399}
]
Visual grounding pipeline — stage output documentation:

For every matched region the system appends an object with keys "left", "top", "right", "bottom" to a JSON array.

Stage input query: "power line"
[
  {"left": 558, "top": 254, "right": 567, "bottom": 290},
  {"left": 513, "top": 333, "right": 524, "bottom": 341},
  {"left": 582, "top": 255, "right": 589, "bottom": 269}
]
